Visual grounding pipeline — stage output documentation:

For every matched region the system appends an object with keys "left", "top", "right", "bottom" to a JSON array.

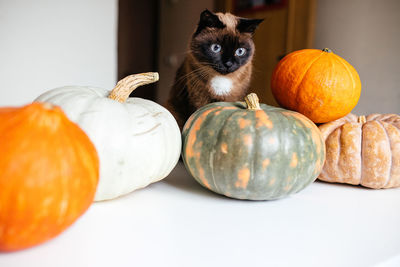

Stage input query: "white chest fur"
[{"left": 210, "top": 76, "right": 232, "bottom": 96}]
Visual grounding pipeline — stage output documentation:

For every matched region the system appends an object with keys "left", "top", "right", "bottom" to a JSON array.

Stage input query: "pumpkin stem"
[
  {"left": 358, "top": 115, "right": 367, "bottom": 124},
  {"left": 108, "top": 72, "right": 159, "bottom": 103},
  {"left": 322, "top": 48, "right": 332, "bottom": 53},
  {"left": 245, "top": 93, "right": 261, "bottom": 110}
]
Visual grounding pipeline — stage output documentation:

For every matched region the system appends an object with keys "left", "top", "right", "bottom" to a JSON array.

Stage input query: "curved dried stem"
[{"left": 108, "top": 72, "right": 159, "bottom": 103}]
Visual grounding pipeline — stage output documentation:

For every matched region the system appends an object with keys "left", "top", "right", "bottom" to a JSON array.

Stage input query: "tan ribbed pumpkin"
[{"left": 318, "top": 113, "right": 400, "bottom": 189}]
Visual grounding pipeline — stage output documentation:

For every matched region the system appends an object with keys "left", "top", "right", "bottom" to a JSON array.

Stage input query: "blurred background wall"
[
  {"left": 0, "top": 0, "right": 399, "bottom": 114},
  {"left": 0, "top": 0, "right": 117, "bottom": 106}
]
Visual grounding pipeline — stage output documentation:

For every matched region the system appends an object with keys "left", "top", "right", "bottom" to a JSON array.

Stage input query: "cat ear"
[
  {"left": 194, "top": 9, "right": 225, "bottom": 35},
  {"left": 237, "top": 18, "right": 264, "bottom": 33}
]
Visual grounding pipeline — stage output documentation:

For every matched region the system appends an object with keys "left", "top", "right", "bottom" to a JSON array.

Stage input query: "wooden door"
[
  {"left": 118, "top": 0, "right": 158, "bottom": 100},
  {"left": 157, "top": 0, "right": 215, "bottom": 104}
]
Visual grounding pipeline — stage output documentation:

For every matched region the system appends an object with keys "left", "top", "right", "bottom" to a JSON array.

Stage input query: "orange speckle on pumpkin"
[
  {"left": 238, "top": 118, "right": 252, "bottom": 129},
  {"left": 235, "top": 167, "right": 250, "bottom": 189},
  {"left": 262, "top": 158, "right": 270, "bottom": 170},
  {"left": 287, "top": 112, "right": 322, "bottom": 154},
  {"left": 290, "top": 152, "right": 298, "bottom": 168},
  {"left": 283, "top": 111, "right": 310, "bottom": 126},
  {"left": 198, "top": 168, "right": 210, "bottom": 189},
  {"left": 215, "top": 106, "right": 236, "bottom": 116},
  {"left": 284, "top": 111, "right": 323, "bottom": 159},
  {"left": 195, "top": 141, "right": 203, "bottom": 149},
  {"left": 268, "top": 137, "right": 277, "bottom": 145},
  {"left": 284, "top": 185, "right": 292, "bottom": 191},
  {"left": 269, "top": 178, "right": 276, "bottom": 186},
  {"left": 284, "top": 176, "right": 294, "bottom": 191},
  {"left": 221, "top": 142, "right": 228, "bottom": 154},
  {"left": 183, "top": 115, "right": 195, "bottom": 132},
  {"left": 222, "top": 106, "right": 237, "bottom": 111},
  {"left": 243, "top": 134, "right": 252, "bottom": 146},
  {"left": 185, "top": 107, "right": 219, "bottom": 158},
  {"left": 255, "top": 110, "right": 273, "bottom": 129}
]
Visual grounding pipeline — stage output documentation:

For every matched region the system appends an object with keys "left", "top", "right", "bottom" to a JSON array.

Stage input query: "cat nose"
[{"left": 224, "top": 61, "right": 233, "bottom": 68}]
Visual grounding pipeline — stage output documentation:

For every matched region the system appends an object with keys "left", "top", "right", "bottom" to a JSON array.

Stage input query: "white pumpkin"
[{"left": 35, "top": 72, "right": 181, "bottom": 201}]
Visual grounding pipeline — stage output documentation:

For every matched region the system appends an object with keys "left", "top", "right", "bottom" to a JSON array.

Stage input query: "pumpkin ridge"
[
  {"left": 256, "top": 109, "right": 286, "bottom": 198},
  {"left": 290, "top": 49, "right": 314, "bottom": 58},
  {"left": 213, "top": 109, "right": 249, "bottom": 194},
  {"left": 384, "top": 116, "right": 400, "bottom": 131},
  {"left": 250, "top": 110, "right": 259, "bottom": 194},
  {"left": 185, "top": 107, "right": 219, "bottom": 158},
  {"left": 295, "top": 54, "right": 339, "bottom": 119},
  {"left": 279, "top": 111, "right": 312, "bottom": 194},
  {"left": 386, "top": 123, "right": 400, "bottom": 187},
  {"left": 358, "top": 121, "right": 364, "bottom": 186},
  {"left": 359, "top": 122, "right": 366, "bottom": 186},
  {"left": 279, "top": 112, "right": 304, "bottom": 194},
  {"left": 294, "top": 111, "right": 324, "bottom": 188},
  {"left": 361, "top": 121, "right": 393, "bottom": 188},
  {"left": 319, "top": 116, "right": 349, "bottom": 141},
  {"left": 277, "top": 50, "right": 316, "bottom": 76},
  {"left": 334, "top": 55, "right": 357, "bottom": 93},
  {"left": 335, "top": 126, "right": 343, "bottom": 183},
  {"left": 293, "top": 53, "right": 325, "bottom": 111},
  {"left": 377, "top": 121, "right": 393, "bottom": 188},
  {"left": 44, "top": 90, "right": 99, "bottom": 122},
  {"left": 265, "top": 111, "right": 291, "bottom": 198},
  {"left": 204, "top": 107, "right": 236, "bottom": 191},
  {"left": 261, "top": 111, "right": 281, "bottom": 198},
  {"left": 385, "top": 122, "right": 400, "bottom": 188},
  {"left": 357, "top": 122, "right": 363, "bottom": 184},
  {"left": 154, "top": 104, "right": 181, "bottom": 179},
  {"left": 186, "top": 106, "right": 225, "bottom": 190}
]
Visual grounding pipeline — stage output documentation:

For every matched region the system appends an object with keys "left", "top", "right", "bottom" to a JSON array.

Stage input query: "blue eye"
[
  {"left": 210, "top": 44, "right": 221, "bottom": 53},
  {"left": 235, "top": 48, "right": 246, "bottom": 56}
]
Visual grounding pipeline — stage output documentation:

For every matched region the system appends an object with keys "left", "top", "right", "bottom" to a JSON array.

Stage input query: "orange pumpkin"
[
  {"left": 0, "top": 102, "right": 99, "bottom": 251},
  {"left": 271, "top": 48, "right": 362, "bottom": 123}
]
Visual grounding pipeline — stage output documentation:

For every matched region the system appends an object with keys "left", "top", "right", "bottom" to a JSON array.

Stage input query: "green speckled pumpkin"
[{"left": 182, "top": 93, "right": 325, "bottom": 200}]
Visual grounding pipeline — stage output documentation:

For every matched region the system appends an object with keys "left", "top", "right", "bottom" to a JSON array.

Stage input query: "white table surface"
[{"left": 1, "top": 162, "right": 400, "bottom": 267}]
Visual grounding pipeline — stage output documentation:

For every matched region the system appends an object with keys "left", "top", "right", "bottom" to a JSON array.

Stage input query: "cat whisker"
[
  {"left": 166, "top": 10, "right": 262, "bottom": 129},
  {"left": 175, "top": 65, "right": 212, "bottom": 84}
]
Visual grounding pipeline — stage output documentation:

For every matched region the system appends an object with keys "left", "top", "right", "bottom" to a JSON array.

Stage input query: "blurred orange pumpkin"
[
  {"left": 271, "top": 48, "right": 361, "bottom": 123},
  {"left": 0, "top": 102, "right": 99, "bottom": 251}
]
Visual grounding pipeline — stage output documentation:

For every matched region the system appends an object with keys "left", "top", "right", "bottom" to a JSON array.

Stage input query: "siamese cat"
[{"left": 166, "top": 9, "right": 263, "bottom": 128}]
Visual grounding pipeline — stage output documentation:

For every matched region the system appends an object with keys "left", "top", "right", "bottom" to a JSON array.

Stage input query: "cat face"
[{"left": 190, "top": 10, "right": 263, "bottom": 75}]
